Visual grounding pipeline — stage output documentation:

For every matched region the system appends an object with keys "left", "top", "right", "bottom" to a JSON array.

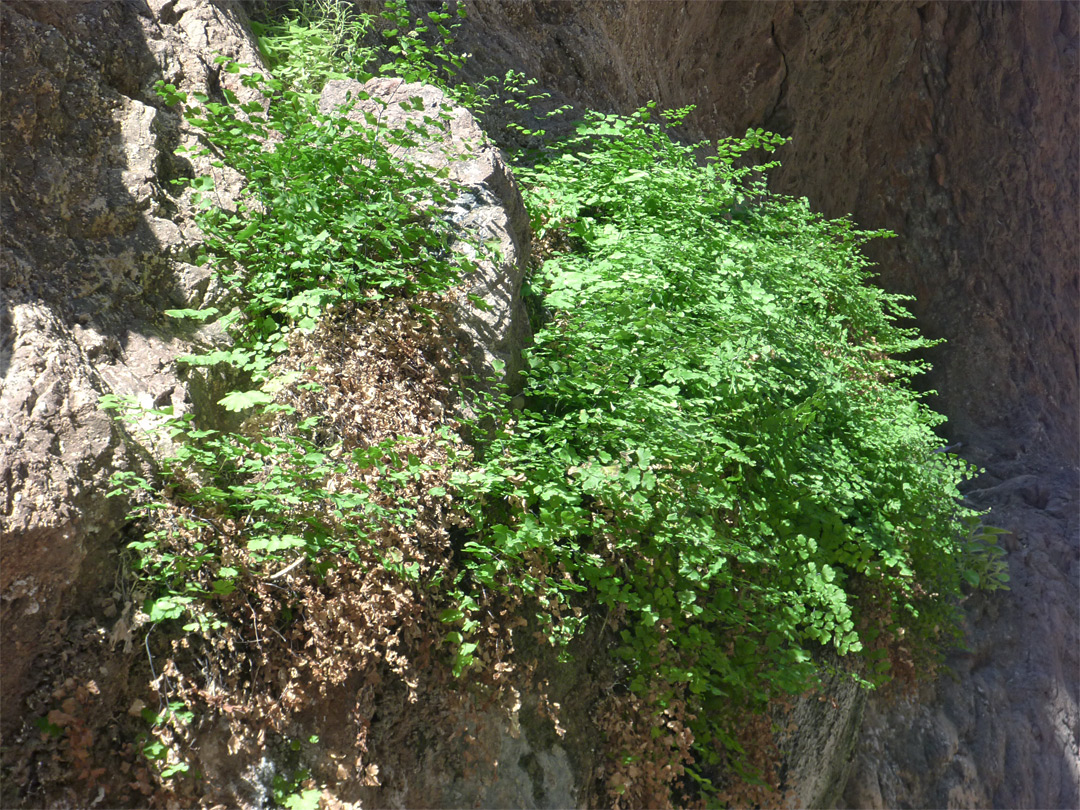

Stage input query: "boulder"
[
  {"left": 1, "top": 2, "right": 539, "bottom": 803},
  {"left": 318, "top": 77, "right": 531, "bottom": 391}
]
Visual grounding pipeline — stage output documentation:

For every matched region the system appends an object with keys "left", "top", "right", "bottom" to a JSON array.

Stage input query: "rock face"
[
  {"left": 842, "top": 464, "right": 1079, "bottom": 810},
  {"left": 446, "top": 1, "right": 1079, "bottom": 807},
  {"left": 775, "top": 663, "right": 869, "bottom": 809},
  {"left": 1, "top": 0, "right": 264, "bottom": 739}
]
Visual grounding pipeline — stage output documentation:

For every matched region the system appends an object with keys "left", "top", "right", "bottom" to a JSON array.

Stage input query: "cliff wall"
[
  {"left": 447, "top": 2, "right": 1079, "bottom": 806},
  {"left": 1, "top": 0, "right": 264, "bottom": 741}
]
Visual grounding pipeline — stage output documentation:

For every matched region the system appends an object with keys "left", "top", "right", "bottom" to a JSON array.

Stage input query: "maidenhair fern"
[{"left": 450, "top": 104, "right": 1005, "bottom": 798}]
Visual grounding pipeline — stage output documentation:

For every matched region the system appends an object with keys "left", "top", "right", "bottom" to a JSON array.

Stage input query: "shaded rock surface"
[
  {"left": 774, "top": 660, "right": 868, "bottom": 809},
  {"left": 844, "top": 464, "right": 1079, "bottom": 809},
  {"left": 445, "top": 1, "right": 1079, "bottom": 807}
]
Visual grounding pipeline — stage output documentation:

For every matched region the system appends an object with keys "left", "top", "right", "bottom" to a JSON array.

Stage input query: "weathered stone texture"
[
  {"left": 1, "top": 0, "right": 263, "bottom": 736},
  {"left": 774, "top": 661, "right": 869, "bottom": 809},
  {"left": 844, "top": 465, "right": 1079, "bottom": 809}
]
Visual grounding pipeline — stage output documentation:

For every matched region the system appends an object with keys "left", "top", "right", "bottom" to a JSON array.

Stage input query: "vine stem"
[{"left": 268, "top": 555, "right": 306, "bottom": 580}]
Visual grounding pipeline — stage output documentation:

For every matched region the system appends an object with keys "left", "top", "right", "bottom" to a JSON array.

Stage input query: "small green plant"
[
  {"left": 278, "top": 785, "right": 322, "bottom": 810},
  {"left": 251, "top": 0, "right": 377, "bottom": 95},
  {"left": 272, "top": 734, "right": 322, "bottom": 810},
  {"left": 375, "top": 0, "right": 468, "bottom": 87},
  {"left": 447, "top": 103, "right": 1008, "bottom": 798},
  {"left": 107, "top": 4, "right": 480, "bottom": 630},
  {"left": 957, "top": 514, "right": 1011, "bottom": 591},
  {"left": 138, "top": 701, "right": 195, "bottom": 781}
]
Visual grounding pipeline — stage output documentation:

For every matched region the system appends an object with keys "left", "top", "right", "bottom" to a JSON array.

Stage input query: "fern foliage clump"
[{"left": 450, "top": 105, "right": 1002, "bottom": 799}]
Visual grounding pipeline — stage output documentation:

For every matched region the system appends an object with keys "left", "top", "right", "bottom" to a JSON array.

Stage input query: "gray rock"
[
  {"left": 842, "top": 466, "right": 1079, "bottom": 810},
  {"left": 776, "top": 659, "right": 869, "bottom": 809},
  {"left": 319, "top": 77, "right": 531, "bottom": 393}
]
